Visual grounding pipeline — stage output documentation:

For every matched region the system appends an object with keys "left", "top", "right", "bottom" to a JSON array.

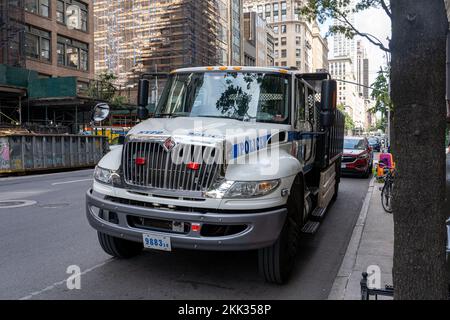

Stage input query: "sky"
[{"left": 320, "top": 6, "right": 392, "bottom": 87}]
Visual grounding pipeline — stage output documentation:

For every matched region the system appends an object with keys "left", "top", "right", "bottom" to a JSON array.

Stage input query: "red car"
[{"left": 341, "top": 136, "right": 374, "bottom": 178}]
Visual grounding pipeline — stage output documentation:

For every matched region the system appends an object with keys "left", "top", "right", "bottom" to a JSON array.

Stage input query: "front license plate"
[{"left": 143, "top": 233, "right": 172, "bottom": 252}]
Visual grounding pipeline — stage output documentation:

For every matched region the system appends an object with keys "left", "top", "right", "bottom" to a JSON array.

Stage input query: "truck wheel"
[
  {"left": 97, "top": 232, "right": 143, "bottom": 259},
  {"left": 258, "top": 179, "right": 304, "bottom": 284}
]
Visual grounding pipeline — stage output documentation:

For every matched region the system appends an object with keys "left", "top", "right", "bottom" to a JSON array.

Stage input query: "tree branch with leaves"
[{"left": 301, "top": 0, "right": 391, "bottom": 52}]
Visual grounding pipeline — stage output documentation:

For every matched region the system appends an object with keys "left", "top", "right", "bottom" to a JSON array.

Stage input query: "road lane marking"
[
  {"left": 18, "top": 259, "right": 115, "bottom": 300},
  {"left": 51, "top": 179, "right": 92, "bottom": 186},
  {"left": 0, "top": 200, "right": 37, "bottom": 209}
]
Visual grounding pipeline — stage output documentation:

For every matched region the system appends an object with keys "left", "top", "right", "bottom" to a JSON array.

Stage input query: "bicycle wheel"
[{"left": 381, "top": 180, "right": 393, "bottom": 213}]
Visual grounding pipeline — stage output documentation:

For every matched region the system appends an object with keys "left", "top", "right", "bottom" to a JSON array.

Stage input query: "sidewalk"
[{"left": 328, "top": 178, "right": 394, "bottom": 300}]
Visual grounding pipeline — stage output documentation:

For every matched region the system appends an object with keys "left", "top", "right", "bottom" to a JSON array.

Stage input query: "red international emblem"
[{"left": 163, "top": 137, "right": 177, "bottom": 152}]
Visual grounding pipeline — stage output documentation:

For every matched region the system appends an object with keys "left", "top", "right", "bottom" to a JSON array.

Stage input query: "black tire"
[
  {"left": 258, "top": 178, "right": 304, "bottom": 284},
  {"left": 97, "top": 232, "right": 143, "bottom": 259},
  {"left": 381, "top": 182, "right": 393, "bottom": 213}
]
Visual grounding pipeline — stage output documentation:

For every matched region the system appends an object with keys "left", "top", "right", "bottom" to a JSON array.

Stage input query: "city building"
[
  {"left": 243, "top": 11, "right": 275, "bottom": 66},
  {"left": 312, "top": 21, "right": 329, "bottom": 72},
  {"left": 29, "top": 0, "right": 94, "bottom": 86},
  {"left": 357, "top": 40, "right": 369, "bottom": 99},
  {"left": 0, "top": 0, "right": 97, "bottom": 132},
  {"left": 243, "top": 0, "right": 324, "bottom": 73},
  {"left": 94, "top": 0, "right": 243, "bottom": 86},
  {"left": 329, "top": 56, "right": 365, "bottom": 131},
  {"left": 332, "top": 0, "right": 357, "bottom": 70},
  {"left": 329, "top": 0, "right": 373, "bottom": 131}
]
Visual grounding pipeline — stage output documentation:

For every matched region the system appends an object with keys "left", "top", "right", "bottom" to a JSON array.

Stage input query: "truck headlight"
[
  {"left": 94, "top": 166, "right": 121, "bottom": 185},
  {"left": 205, "top": 179, "right": 280, "bottom": 199}
]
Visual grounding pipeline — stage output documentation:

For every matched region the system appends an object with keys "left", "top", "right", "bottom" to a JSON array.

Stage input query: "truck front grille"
[{"left": 122, "top": 141, "right": 221, "bottom": 192}]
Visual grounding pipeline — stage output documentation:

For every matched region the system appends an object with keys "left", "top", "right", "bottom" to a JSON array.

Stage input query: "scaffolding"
[
  {"left": 0, "top": 0, "right": 25, "bottom": 67},
  {"left": 94, "top": 0, "right": 228, "bottom": 86}
]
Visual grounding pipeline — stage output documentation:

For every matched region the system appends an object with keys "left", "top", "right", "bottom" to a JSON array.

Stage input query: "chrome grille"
[{"left": 122, "top": 141, "right": 221, "bottom": 192}]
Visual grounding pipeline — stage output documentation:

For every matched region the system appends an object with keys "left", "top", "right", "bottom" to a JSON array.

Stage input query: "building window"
[
  {"left": 56, "top": 0, "right": 88, "bottom": 32},
  {"left": 25, "top": 0, "right": 50, "bottom": 17},
  {"left": 296, "top": 36, "right": 301, "bottom": 46},
  {"left": 296, "top": 49, "right": 301, "bottom": 58},
  {"left": 273, "top": 26, "right": 279, "bottom": 34},
  {"left": 281, "top": 25, "right": 287, "bottom": 34},
  {"left": 281, "top": 37, "right": 287, "bottom": 46},
  {"left": 273, "top": 3, "right": 279, "bottom": 22},
  {"left": 24, "top": 25, "right": 51, "bottom": 61},
  {"left": 265, "top": 4, "right": 271, "bottom": 16},
  {"left": 57, "top": 35, "right": 89, "bottom": 71},
  {"left": 295, "top": 24, "right": 301, "bottom": 33},
  {"left": 281, "top": 1, "right": 287, "bottom": 21},
  {"left": 281, "top": 49, "right": 287, "bottom": 58},
  {"left": 281, "top": 61, "right": 287, "bottom": 66}
]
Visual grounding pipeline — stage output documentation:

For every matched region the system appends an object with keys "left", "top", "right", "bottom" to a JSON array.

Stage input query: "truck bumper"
[{"left": 86, "top": 189, "right": 287, "bottom": 251}]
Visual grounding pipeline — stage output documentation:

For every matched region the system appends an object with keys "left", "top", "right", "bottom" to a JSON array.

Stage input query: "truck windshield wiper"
[{"left": 154, "top": 113, "right": 183, "bottom": 118}]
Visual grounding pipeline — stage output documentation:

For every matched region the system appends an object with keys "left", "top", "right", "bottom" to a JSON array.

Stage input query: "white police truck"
[{"left": 86, "top": 66, "right": 344, "bottom": 284}]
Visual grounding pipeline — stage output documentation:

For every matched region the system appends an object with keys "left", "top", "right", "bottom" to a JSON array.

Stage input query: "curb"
[{"left": 327, "top": 177, "right": 376, "bottom": 300}]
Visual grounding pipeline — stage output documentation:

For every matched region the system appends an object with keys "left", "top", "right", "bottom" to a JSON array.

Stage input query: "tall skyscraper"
[
  {"left": 332, "top": 0, "right": 357, "bottom": 72},
  {"left": 94, "top": 0, "right": 243, "bottom": 86},
  {"left": 329, "top": 0, "right": 372, "bottom": 131},
  {"left": 243, "top": 0, "right": 328, "bottom": 72},
  {"left": 357, "top": 40, "right": 369, "bottom": 99}
]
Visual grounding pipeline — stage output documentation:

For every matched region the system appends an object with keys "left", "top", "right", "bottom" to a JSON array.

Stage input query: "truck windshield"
[{"left": 155, "top": 72, "right": 290, "bottom": 124}]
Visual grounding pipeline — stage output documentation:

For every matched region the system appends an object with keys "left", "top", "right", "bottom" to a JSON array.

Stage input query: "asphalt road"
[{"left": 0, "top": 169, "right": 371, "bottom": 300}]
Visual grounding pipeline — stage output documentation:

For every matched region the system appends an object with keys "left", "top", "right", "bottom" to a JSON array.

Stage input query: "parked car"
[
  {"left": 368, "top": 136, "right": 381, "bottom": 152},
  {"left": 341, "top": 136, "right": 374, "bottom": 178}
]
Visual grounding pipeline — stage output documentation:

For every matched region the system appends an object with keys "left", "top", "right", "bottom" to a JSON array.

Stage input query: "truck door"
[
  {"left": 294, "top": 79, "right": 315, "bottom": 170},
  {"left": 304, "top": 85, "right": 317, "bottom": 167},
  {"left": 294, "top": 79, "right": 309, "bottom": 167}
]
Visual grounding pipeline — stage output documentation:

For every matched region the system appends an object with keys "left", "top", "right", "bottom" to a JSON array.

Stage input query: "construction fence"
[{"left": 0, "top": 134, "right": 108, "bottom": 174}]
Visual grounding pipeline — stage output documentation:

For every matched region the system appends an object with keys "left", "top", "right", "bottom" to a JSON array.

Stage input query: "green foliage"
[
  {"left": 87, "top": 72, "right": 129, "bottom": 107},
  {"left": 337, "top": 103, "right": 355, "bottom": 130},
  {"left": 300, "top": 0, "right": 391, "bottom": 52},
  {"left": 369, "top": 68, "right": 392, "bottom": 118}
]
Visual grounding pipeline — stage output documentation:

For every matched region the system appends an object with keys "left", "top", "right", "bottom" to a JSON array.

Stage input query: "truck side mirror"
[
  {"left": 137, "top": 79, "right": 150, "bottom": 120},
  {"left": 320, "top": 80, "right": 337, "bottom": 128}
]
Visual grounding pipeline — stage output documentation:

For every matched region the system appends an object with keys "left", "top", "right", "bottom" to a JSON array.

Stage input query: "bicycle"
[{"left": 380, "top": 168, "right": 395, "bottom": 213}]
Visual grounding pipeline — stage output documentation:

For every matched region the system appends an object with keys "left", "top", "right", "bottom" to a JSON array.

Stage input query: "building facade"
[
  {"left": 0, "top": 0, "right": 96, "bottom": 131},
  {"left": 243, "top": 11, "right": 275, "bottom": 67},
  {"left": 312, "top": 21, "right": 328, "bottom": 72},
  {"left": 1, "top": 0, "right": 95, "bottom": 86},
  {"left": 329, "top": 0, "right": 373, "bottom": 131},
  {"left": 243, "top": 0, "right": 323, "bottom": 73},
  {"left": 329, "top": 56, "right": 366, "bottom": 131},
  {"left": 357, "top": 40, "right": 369, "bottom": 99},
  {"left": 94, "top": 0, "right": 243, "bottom": 86}
]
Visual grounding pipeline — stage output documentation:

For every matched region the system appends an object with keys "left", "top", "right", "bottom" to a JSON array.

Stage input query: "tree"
[
  {"left": 87, "top": 72, "right": 129, "bottom": 107},
  {"left": 390, "top": 0, "right": 448, "bottom": 299},
  {"left": 302, "top": 0, "right": 449, "bottom": 299},
  {"left": 370, "top": 67, "right": 391, "bottom": 118},
  {"left": 337, "top": 103, "right": 355, "bottom": 130}
]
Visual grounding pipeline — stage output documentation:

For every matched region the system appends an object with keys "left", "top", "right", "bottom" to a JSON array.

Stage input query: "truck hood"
[{"left": 127, "top": 117, "right": 291, "bottom": 160}]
